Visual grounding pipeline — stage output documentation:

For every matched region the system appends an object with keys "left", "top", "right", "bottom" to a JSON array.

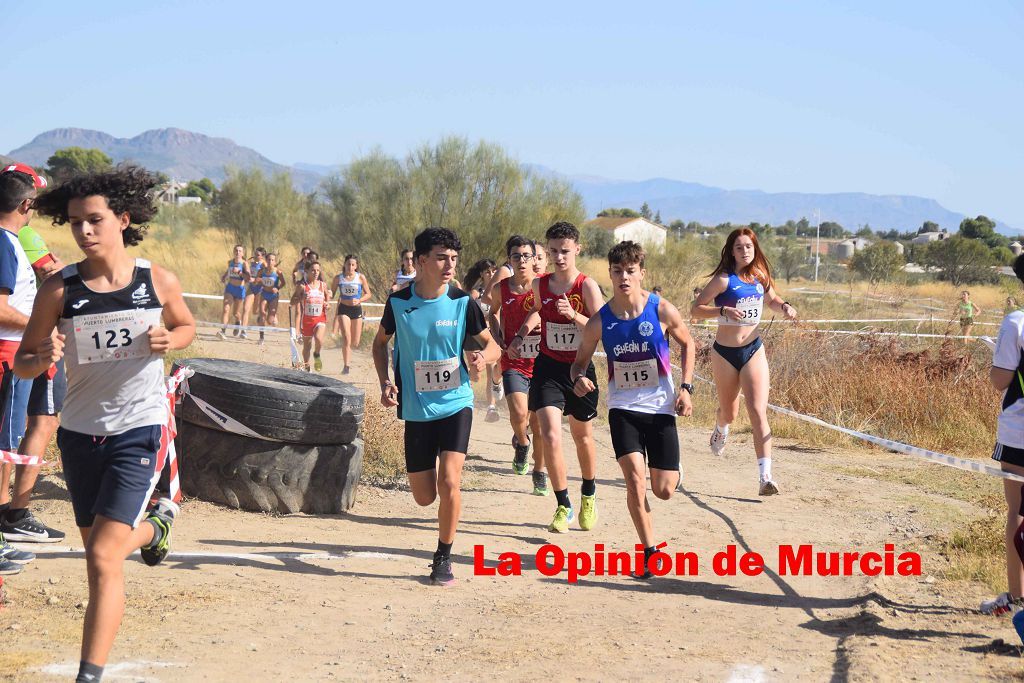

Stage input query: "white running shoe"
[
  {"left": 240, "top": 331, "right": 249, "bottom": 340},
  {"left": 485, "top": 406, "right": 500, "bottom": 423},
  {"left": 980, "top": 591, "right": 1019, "bottom": 616},
  {"left": 758, "top": 477, "right": 780, "bottom": 496},
  {"left": 709, "top": 425, "right": 727, "bottom": 456},
  {"left": 216, "top": 331, "right": 226, "bottom": 340},
  {"left": 491, "top": 382, "right": 504, "bottom": 402}
]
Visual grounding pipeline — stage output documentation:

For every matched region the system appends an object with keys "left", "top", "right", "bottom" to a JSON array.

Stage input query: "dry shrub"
[
  {"left": 941, "top": 494, "right": 1005, "bottom": 592},
  {"left": 360, "top": 398, "right": 408, "bottom": 487}
]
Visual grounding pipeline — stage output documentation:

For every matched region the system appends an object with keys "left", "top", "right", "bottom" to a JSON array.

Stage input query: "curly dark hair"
[
  {"left": 607, "top": 240, "right": 645, "bottom": 268},
  {"left": 32, "top": 164, "right": 158, "bottom": 246},
  {"left": 545, "top": 220, "right": 580, "bottom": 242}
]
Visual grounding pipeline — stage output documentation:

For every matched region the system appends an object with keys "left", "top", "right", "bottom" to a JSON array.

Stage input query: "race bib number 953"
[{"left": 74, "top": 309, "right": 162, "bottom": 364}]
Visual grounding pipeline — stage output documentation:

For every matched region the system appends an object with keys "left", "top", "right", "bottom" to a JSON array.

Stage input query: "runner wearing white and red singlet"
[
  {"left": 291, "top": 261, "right": 328, "bottom": 372},
  {"left": 487, "top": 235, "right": 548, "bottom": 495}
]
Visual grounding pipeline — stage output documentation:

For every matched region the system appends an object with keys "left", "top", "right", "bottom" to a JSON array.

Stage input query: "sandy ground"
[{"left": 3, "top": 327, "right": 1023, "bottom": 682}]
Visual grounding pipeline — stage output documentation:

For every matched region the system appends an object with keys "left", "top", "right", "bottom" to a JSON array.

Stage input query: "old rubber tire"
[
  {"left": 177, "top": 422, "right": 364, "bottom": 514},
  {"left": 173, "top": 358, "right": 364, "bottom": 445}
]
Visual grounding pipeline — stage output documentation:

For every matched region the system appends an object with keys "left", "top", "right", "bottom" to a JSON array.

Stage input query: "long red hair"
[{"left": 709, "top": 228, "right": 774, "bottom": 290}]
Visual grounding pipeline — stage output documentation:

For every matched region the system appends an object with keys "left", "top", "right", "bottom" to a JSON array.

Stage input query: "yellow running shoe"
[
  {"left": 578, "top": 494, "right": 598, "bottom": 531},
  {"left": 548, "top": 505, "right": 574, "bottom": 533},
  {"left": 314, "top": 355, "right": 323, "bottom": 372}
]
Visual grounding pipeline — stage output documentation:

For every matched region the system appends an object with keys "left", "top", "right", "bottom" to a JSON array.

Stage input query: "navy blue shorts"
[
  {"left": 28, "top": 359, "right": 66, "bottom": 417},
  {"left": 0, "top": 361, "right": 30, "bottom": 450},
  {"left": 58, "top": 425, "right": 168, "bottom": 528}
]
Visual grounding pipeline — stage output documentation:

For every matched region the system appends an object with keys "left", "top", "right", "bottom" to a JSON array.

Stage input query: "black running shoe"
[
  {"left": 1, "top": 510, "right": 65, "bottom": 543},
  {"left": 140, "top": 498, "right": 179, "bottom": 567},
  {"left": 512, "top": 437, "right": 529, "bottom": 475},
  {"left": 429, "top": 553, "right": 455, "bottom": 586}
]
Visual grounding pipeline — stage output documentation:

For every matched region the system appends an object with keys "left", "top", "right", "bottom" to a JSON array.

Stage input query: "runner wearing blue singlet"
[
  {"left": 240, "top": 247, "right": 266, "bottom": 340},
  {"left": 218, "top": 244, "right": 249, "bottom": 339},
  {"left": 372, "top": 228, "right": 500, "bottom": 586},
  {"left": 331, "top": 254, "right": 372, "bottom": 375},
  {"left": 258, "top": 253, "right": 284, "bottom": 344},
  {"left": 573, "top": 241, "right": 695, "bottom": 577},
  {"left": 691, "top": 228, "right": 797, "bottom": 496}
]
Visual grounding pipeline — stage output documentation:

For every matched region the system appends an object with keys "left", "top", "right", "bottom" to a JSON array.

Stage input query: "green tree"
[
  {"left": 919, "top": 235, "right": 994, "bottom": 286},
  {"left": 316, "top": 137, "right": 584, "bottom": 290},
  {"left": 850, "top": 242, "right": 904, "bottom": 285},
  {"left": 771, "top": 238, "right": 808, "bottom": 283},
  {"left": 685, "top": 221, "right": 704, "bottom": 233},
  {"left": 991, "top": 245, "right": 1015, "bottom": 266},
  {"left": 653, "top": 210, "right": 662, "bottom": 224},
  {"left": 46, "top": 147, "right": 112, "bottom": 182},
  {"left": 597, "top": 207, "right": 640, "bottom": 218},
  {"left": 819, "top": 221, "right": 845, "bottom": 238},
  {"left": 919, "top": 220, "right": 939, "bottom": 234},
  {"left": 640, "top": 202, "right": 652, "bottom": 220},
  {"left": 959, "top": 214, "right": 1006, "bottom": 249},
  {"left": 581, "top": 226, "right": 616, "bottom": 258},
  {"left": 215, "top": 167, "right": 312, "bottom": 252},
  {"left": 181, "top": 177, "right": 217, "bottom": 203},
  {"left": 855, "top": 224, "right": 873, "bottom": 238}
]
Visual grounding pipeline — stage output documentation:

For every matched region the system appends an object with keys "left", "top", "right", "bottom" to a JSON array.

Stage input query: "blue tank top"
[
  {"left": 250, "top": 261, "right": 263, "bottom": 288},
  {"left": 337, "top": 273, "right": 363, "bottom": 300},
  {"left": 714, "top": 272, "right": 765, "bottom": 326},
  {"left": 599, "top": 293, "right": 675, "bottom": 415}
]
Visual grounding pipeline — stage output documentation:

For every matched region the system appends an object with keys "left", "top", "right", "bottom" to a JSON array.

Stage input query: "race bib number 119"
[{"left": 414, "top": 356, "right": 461, "bottom": 392}]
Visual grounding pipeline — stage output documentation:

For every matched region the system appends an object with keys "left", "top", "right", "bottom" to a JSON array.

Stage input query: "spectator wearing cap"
[{"left": 0, "top": 164, "right": 59, "bottom": 573}]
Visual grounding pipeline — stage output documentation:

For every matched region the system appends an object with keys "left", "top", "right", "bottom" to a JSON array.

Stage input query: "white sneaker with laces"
[
  {"left": 709, "top": 425, "right": 728, "bottom": 456},
  {"left": 980, "top": 591, "right": 1018, "bottom": 616},
  {"left": 491, "top": 382, "right": 504, "bottom": 402}
]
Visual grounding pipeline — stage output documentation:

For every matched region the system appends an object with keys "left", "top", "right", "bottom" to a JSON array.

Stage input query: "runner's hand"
[
  {"left": 573, "top": 375, "right": 596, "bottom": 397},
  {"left": 675, "top": 389, "right": 693, "bottom": 417},
  {"left": 781, "top": 302, "right": 798, "bottom": 320},
  {"left": 723, "top": 306, "right": 743, "bottom": 322},
  {"left": 38, "top": 332, "right": 65, "bottom": 365},
  {"left": 556, "top": 294, "right": 575, "bottom": 320},
  {"left": 380, "top": 382, "right": 398, "bottom": 407},
  {"left": 468, "top": 350, "right": 487, "bottom": 376},
  {"left": 506, "top": 335, "right": 523, "bottom": 360},
  {"left": 149, "top": 326, "right": 172, "bottom": 355}
]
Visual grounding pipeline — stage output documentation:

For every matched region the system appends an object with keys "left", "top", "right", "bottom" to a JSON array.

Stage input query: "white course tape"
[
  {"left": 794, "top": 328, "right": 978, "bottom": 340},
  {"left": 181, "top": 380, "right": 280, "bottom": 441},
  {"left": 687, "top": 370, "right": 1024, "bottom": 482},
  {"left": 183, "top": 292, "right": 223, "bottom": 301}
]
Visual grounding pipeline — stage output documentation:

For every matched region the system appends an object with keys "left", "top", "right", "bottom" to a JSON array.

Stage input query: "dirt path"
[{"left": 3, "top": 328, "right": 1021, "bottom": 682}]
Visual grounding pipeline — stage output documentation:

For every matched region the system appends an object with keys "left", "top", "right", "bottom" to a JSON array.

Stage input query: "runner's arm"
[
  {"left": 690, "top": 274, "right": 729, "bottom": 320},
  {"left": 576, "top": 277, "right": 605, "bottom": 328},
  {"left": 372, "top": 298, "right": 399, "bottom": 406},
  {"left": 13, "top": 276, "right": 63, "bottom": 379},
  {"left": 359, "top": 274, "right": 372, "bottom": 304},
  {"left": 150, "top": 265, "right": 197, "bottom": 354},
  {"left": 661, "top": 299, "right": 695, "bottom": 385},
  {"left": 508, "top": 279, "right": 543, "bottom": 358},
  {"left": 569, "top": 314, "right": 602, "bottom": 395},
  {"left": 764, "top": 283, "right": 798, "bottom": 320}
]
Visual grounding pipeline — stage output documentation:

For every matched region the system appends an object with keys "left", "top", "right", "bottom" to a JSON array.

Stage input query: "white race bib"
[
  {"left": 414, "top": 356, "right": 461, "bottom": 392},
  {"left": 520, "top": 335, "right": 541, "bottom": 359},
  {"left": 340, "top": 283, "right": 359, "bottom": 298},
  {"left": 614, "top": 358, "right": 659, "bottom": 390},
  {"left": 304, "top": 301, "right": 323, "bottom": 317},
  {"left": 74, "top": 309, "right": 162, "bottom": 365},
  {"left": 546, "top": 322, "right": 579, "bottom": 352},
  {"left": 261, "top": 276, "right": 276, "bottom": 288},
  {"left": 735, "top": 298, "right": 762, "bottom": 325}
]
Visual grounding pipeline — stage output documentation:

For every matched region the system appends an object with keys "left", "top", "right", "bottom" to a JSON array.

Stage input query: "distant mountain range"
[
  {"left": 7, "top": 128, "right": 322, "bottom": 192},
  {"left": 6, "top": 128, "right": 1015, "bottom": 235}
]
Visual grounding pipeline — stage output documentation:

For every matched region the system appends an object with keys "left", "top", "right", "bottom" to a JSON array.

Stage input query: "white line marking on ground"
[
  {"left": 21, "top": 547, "right": 402, "bottom": 562},
  {"left": 39, "top": 660, "right": 184, "bottom": 682},
  {"left": 727, "top": 664, "right": 767, "bottom": 682}
]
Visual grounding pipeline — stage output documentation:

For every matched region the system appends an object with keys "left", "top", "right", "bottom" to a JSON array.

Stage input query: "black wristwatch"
[{"left": 679, "top": 382, "right": 693, "bottom": 394}]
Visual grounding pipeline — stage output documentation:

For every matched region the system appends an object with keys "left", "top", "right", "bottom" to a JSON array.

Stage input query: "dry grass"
[{"left": 360, "top": 399, "right": 408, "bottom": 486}]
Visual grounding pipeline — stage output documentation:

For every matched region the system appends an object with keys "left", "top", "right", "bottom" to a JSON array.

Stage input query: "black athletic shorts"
[
  {"left": 528, "top": 353, "right": 598, "bottom": 422},
  {"left": 608, "top": 408, "right": 679, "bottom": 470},
  {"left": 993, "top": 442, "right": 1024, "bottom": 468},
  {"left": 28, "top": 359, "right": 66, "bottom": 417},
  {"left": 336, "top": 302, "right": 364, "bottom": 319},
  {"left": 404, "top": 407, "right": 473, "bottom": 473}
]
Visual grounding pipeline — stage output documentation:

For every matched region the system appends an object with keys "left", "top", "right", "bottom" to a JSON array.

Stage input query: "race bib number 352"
[
  {"left": 414, "top": 356, "right": 462, "bottom": 392},
  {"left": 546, "top": 322, "right": 579, "bottom": 352},
  {"left": 74, "top": 309, "right": 162, "bottom": 364}
]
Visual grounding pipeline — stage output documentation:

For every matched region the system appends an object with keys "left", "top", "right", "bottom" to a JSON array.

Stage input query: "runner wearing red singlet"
[
  {"left": 507, "top": 221, "right": 604, "bottom": 533},
  {"left": 486, "top": 236, "right": 548, "bottom": 495},
  {"left": 290, "top": 261, "right": 328, "bottom": 372}
]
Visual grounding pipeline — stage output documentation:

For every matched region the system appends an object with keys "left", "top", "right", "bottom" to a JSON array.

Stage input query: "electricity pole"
[{"left": 814, "top": 208, "right": 821, "bottom": 282}]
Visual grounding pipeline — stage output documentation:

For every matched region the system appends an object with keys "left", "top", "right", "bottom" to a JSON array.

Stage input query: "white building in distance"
[{"left": 583, "top": 216, "right": 667, "bottom": 251}]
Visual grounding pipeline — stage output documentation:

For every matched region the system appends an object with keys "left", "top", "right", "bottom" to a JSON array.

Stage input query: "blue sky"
[{"left": 3, "top": 1, "right": 1021, "bottom": 226}]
